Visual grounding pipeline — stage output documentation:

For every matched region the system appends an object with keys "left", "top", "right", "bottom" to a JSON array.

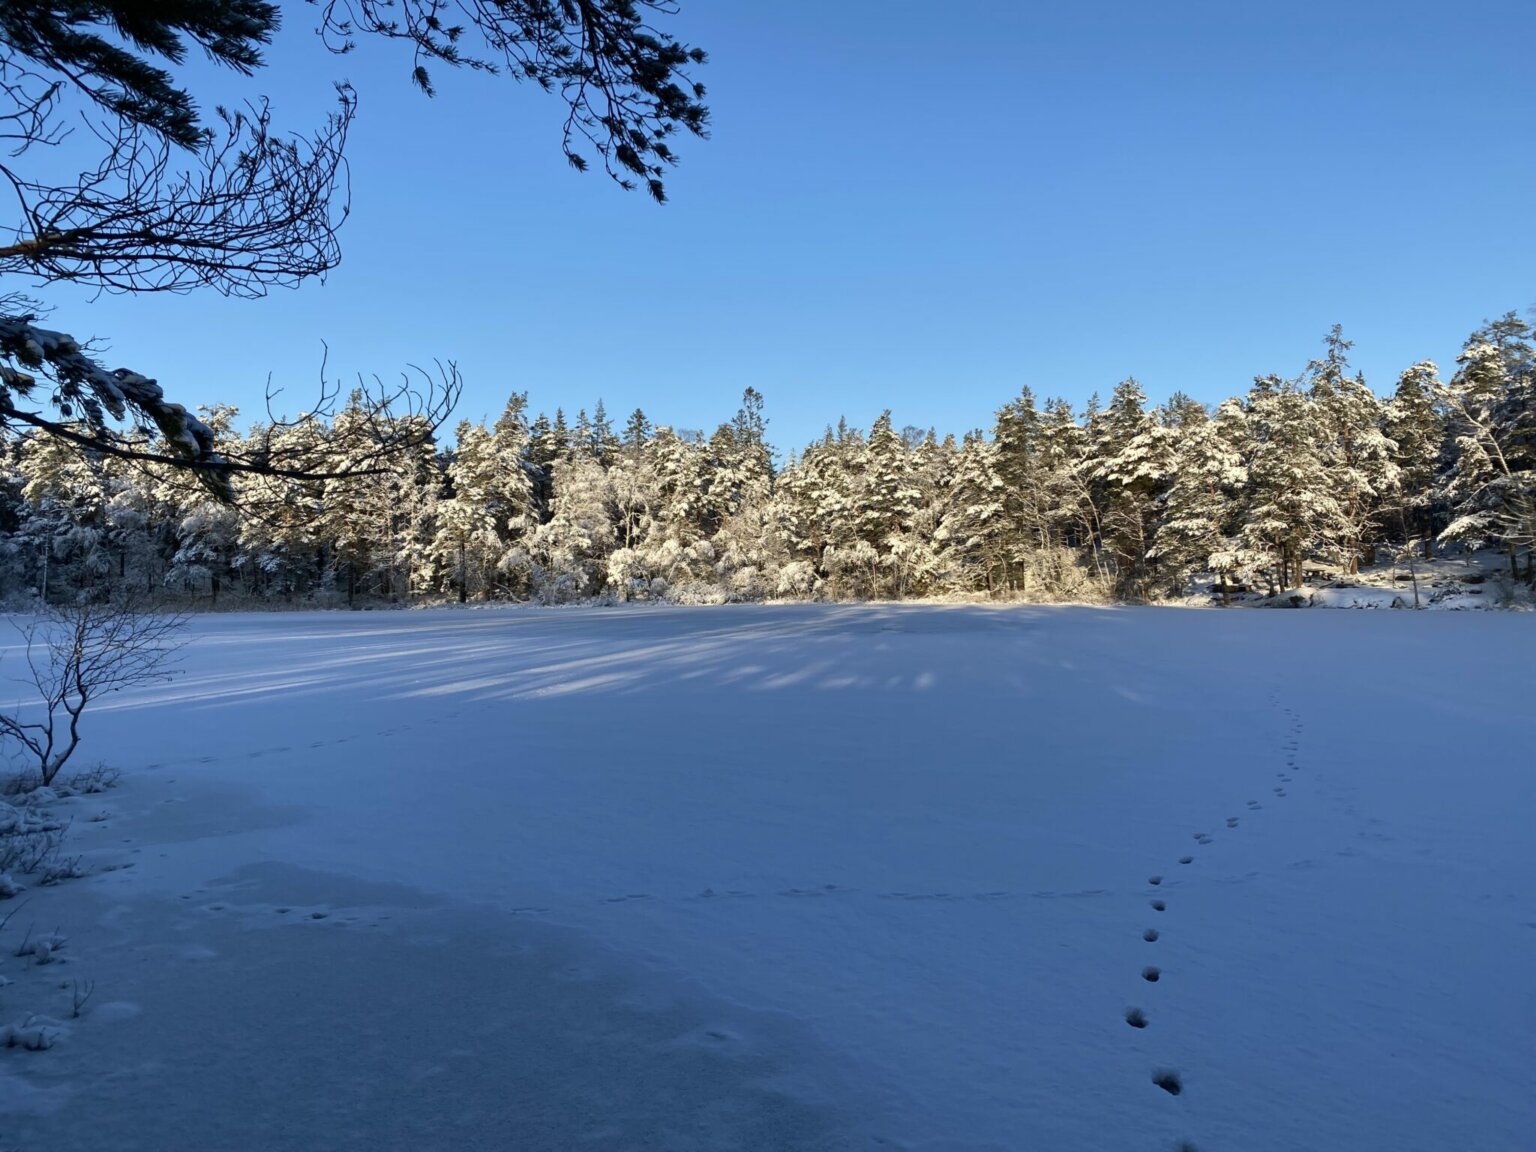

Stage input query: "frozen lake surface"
[{"left": 2, "top": 604, "right": 1531, "bottom": 1151}]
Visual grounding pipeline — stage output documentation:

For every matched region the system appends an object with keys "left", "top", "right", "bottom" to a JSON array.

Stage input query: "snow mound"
[{"left": 2, "top": 1016, "right": 67, "bottom": 1052}]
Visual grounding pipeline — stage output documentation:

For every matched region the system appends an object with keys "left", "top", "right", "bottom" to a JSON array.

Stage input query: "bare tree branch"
[
  {"left": 0, "top": 85, "right": 353, "bottom": 296},
  {"left": 0, "top": 595, "right": 185, "bottom": 786},
  {"left": 314, "top": 0, "right": 708, "bottom": 201}
]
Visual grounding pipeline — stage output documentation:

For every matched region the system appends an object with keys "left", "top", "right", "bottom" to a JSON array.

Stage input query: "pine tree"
[
  {"left": 1307, "top": 328, "right": 1398, "bottom": 572},
  {"left": 708, "top": 389, "right": 779, "bottom": 598},
  {"left": 936, "top": 432, "right": 1006, "bottom": 593},
  {"left": 1242, "top": 378, "right": 1340, "bottom": 592},
  {"left": 17, "top": 434, "right": 112, "bottom": 598},
  {"left": 527, "top": 414, "right": 556, "bottom": 468},
  {"left": 431, "top": 422, "right": 501, "bottom": 602},
  {"left": 1438, "top": 316, "right": 1536, "bottom": 574},
  {"left": 1091, "top": 378, "right": 1176, "bottom": 596},
  {"left": 587, "top": 401, "right": 620, "bottom": 466},
  {"left": 623, "top": 409, "right": 653, "bottom": 448},
  {"left": 1158, "top": 392, "right": 1209, "bottom": 429},
  {"left": 859, "top": 412, "right": 923, "bottom": 596},
  {"left": 2, "top": 1, "right": 706, "bottom": 486},
  {"left": 533, "top": 453, "right": 616, "bottom": 599},
  {"left": 992, "top": 387, "right": 1044, "bottom": 586},
  {"left": 1150, "top": 399, "right": 1246, "bottom": 596},
  {"left": 1384, "top": 361, "right": 1446, "bottom": 557}
]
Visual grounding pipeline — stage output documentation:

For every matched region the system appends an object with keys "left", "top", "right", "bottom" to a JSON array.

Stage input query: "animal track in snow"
[
  {"left": 1148, "top": 875, "right": 1163, "bottom": 886},
  {"left": 1134, "top": 688, "right": 1305, "bottom": 1120},
  {"left": 1137, "top": 688, "right": 1315, "bottom": 1123}
]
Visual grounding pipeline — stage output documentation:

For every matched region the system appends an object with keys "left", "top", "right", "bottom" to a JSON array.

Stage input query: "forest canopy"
[{"left": 3, "top": 318, "right": 1531, "bottom": 608}]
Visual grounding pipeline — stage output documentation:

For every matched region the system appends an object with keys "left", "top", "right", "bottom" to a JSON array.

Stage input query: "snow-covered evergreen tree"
[
  {"left": 1091, "top": 378, "right": 1178, "bottom": 597},
  {"left": 1384, "top": 361, "right": 1446, "bottom": 556},
  {"left": 0, "top": 316, "right": 1528, "bottom": 607},
  {"left": 935, "top": 432, "right": 1004, "bottom": 593},
  {"left": 1306, "top": 328, "right": 1399, "bottom": 573},
  {"left": 1437, "top": 316, "right": 1535, "bottom": 574},
  {"left": 533, "top": 452, "right": 616, "bottom": 600},
  {"left": 1241, "top": 377, "right": 1341, "bottom": 592},
  {"left": 1150, "top": 398, "right": 1247, "bottom": 596}
]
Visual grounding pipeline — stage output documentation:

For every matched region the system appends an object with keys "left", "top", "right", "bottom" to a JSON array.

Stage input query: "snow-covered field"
[{"left": 1, "top": 605, "right": 1532, "bottom": 1152}]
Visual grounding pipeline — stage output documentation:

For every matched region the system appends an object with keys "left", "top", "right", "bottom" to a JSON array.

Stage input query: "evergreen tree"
[
  {"left": 1091, "top": 378, "right": 1176, "bottom": 596},
  {"left": 936, "top": 432, "right": 1006, "bottom": 593},
  {"left": 989, "top": 387, "right": 1047, "bottom": 590},
  {"left": 527, "top": 414, "right": 556, "bottom": 468},
  {"left": 1438, "top": 316, "right": 1536, "bottom": 574},
  {"left": 587, "top": 401, "right": 620, "bottom": 466},
  {"left": 1384, "top": 362, "right": 1446, "bottom": 556},
  {"left": 1307, "top": 327, "right": 1398, "bottom": 572},
  {"left": 534, "top": 454, "right": 616, "bottom": 600},
  {"left": 623, "top": 409, "right": 653, "bottom": 448},
  {"left": 432, "top": 421, "right": 501, "bottom": 602},
  {"left": 1, "top": 0, "right": 706, "bottom": 487},
  {"left": 1150, "top": 399, "right": 1246, "bottom": 596},
  {"left": 857, "top": 412, "right": 921, "bottom": 596},
  {"left": 1242, "top": 378, "right": 1340, "bottom": 592}
]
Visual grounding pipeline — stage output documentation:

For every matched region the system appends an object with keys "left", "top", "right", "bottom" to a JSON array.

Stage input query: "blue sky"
[{"left": 45, "top": 0, "right": 1536, "bottom": 451}]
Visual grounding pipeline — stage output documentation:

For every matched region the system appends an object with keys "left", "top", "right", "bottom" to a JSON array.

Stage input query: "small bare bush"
[
  {"left": 0, "top": 825, "right": 65, "bottom": 876},
  {"left": 0, "top": 598, "right": 185, "bottom": 788}
]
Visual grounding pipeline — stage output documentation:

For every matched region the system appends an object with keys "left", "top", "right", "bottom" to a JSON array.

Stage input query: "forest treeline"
[{"left": 2, "top": 316, "right": 1532, "bottom": 607}]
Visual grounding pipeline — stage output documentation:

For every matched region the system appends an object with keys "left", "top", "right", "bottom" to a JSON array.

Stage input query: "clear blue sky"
[{"left": 46, "top": 0, "right": 1536, "bottom": 451}]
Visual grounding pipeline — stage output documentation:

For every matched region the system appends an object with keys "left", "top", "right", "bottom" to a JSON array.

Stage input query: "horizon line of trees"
[{"left": 2, "top": 315, "right": 1532, "bottom": 608}]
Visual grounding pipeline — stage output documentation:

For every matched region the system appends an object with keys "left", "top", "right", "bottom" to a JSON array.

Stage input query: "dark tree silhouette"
[{"left": 0, "top": 1, "right": 708, "bottom": 498}]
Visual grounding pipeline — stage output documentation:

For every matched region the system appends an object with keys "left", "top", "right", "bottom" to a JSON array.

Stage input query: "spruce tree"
[
  {"left": 1242, "top": 379, "right": 1339, "bottom": 592},
  {"left": 1307, "top": 328, "right": 1397, "bottom": 572},
  {"left": 1384, "top": 362, "right": 1446, "bottom": 557},
  {"left": 1149, "top": 400, "right": 1246, "bottom": 597},
  {"left": 1438, "top": 317, "right": 1536, "bottom": 574},
  {"left": 1091, "top": 378, "right": 1175, "bottom": 597}
]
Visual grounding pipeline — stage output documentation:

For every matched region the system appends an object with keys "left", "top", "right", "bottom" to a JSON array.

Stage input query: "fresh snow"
[{"left": 0, "top": 605, "right": 1532, "bottom": 1151}]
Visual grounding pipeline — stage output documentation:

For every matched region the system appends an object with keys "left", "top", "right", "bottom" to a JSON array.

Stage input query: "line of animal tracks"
[{"left": 1126, "top": 691, "right": 1306, "bottom": 1152}]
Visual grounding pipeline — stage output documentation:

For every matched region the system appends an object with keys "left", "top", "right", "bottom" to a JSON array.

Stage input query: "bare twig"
[{"left": 0, "top": 595, "right": 185, "bottom": 786}]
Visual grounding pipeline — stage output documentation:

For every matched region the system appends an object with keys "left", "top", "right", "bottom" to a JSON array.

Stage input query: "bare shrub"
[{"left": 0, "top": 598, "right": 185, "bottom": 788}]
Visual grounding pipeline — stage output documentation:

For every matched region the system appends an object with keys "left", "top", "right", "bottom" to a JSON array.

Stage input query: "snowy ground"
[
  {"left": 0, "top": 605, "right": 1532, "bottom": 1152},
  {"left": 1185, "top": 548, "right": 1535, "bottom": 610}
]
